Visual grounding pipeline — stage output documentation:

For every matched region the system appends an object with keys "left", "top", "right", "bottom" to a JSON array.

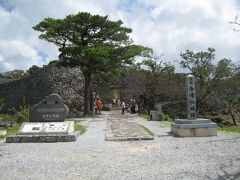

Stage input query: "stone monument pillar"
[
  {"left": 171, "top": 75, "right": 217, "bottom": 137},
  {"left": 186, "top": 75, "right": 197, "bottom": 120}
]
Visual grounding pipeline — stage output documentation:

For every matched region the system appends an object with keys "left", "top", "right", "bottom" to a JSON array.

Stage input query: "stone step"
[
  {"left": 171, "top": 122, "right": 217, "bottom": 129},
  {"left": 174, "top": 119, "right": 212, "bottom": 124},
  {"left": 6, "top": 132, "right": 79, "bottom": 143}
]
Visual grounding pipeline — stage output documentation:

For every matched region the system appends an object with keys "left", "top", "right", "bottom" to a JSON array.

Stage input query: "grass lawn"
[
  {"left": 140, "top": 125, "right": 154, "bottom": 137},
  {"left": 67, "top": 118, "right": 87, "bottom": 135},
  {"left": 0, "top": 114, "right": 12, "bottom": 121},
  {"left": 74, "top": 122, "right": 87, "bottom": 135},
  {"left": 0, "top": 124, "right": 20, "bottom": 139},
  {"left": 218, "top": 125, "right": 240, "bottom": 134},
  {"left": 138, "top": 113, "right": 149, "bottom": 120}
]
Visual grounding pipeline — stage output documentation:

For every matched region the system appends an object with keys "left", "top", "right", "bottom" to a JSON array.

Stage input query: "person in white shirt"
[{"left": 121, "top": 100, "right": 126, "bottom": 114}]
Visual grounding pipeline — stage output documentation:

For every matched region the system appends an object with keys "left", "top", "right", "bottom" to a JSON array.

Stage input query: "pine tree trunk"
[
  {"left": 90, "top": 85, "right": 94, "bottom": 112},
  {"left": 83, "top": 71, "right": 92, "bottom": 115},
  {"left": 229, "top": 109, "right": 237, "bottom": 126}
]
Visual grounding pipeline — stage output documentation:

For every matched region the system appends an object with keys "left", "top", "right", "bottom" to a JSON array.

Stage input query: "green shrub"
[
  {"left": 218, "top": 125, "right": 240, "bottom": 133},
  {"left": 0, "top": 114, "right": 12, "bottom": 121},
  {"left": 74, "top": 122, "right": 86, "bottom": 135},
  {"left": 159, "top": 113, "right": 171, "bottom": 121},
  {"left": 17, "top": 105, "right": 29, "bottom": 123},
  {"left": 0, "top": 124, "right": 20, "bottom": 139},
  {"left": 11, "top": 105, "right": 30, "bottom": 123},
  {"left": 101, "top": 106, "right": 110, "bottom": 111},
  {"left": 138, "top": 113, "right": 149, "bottom": 120}
]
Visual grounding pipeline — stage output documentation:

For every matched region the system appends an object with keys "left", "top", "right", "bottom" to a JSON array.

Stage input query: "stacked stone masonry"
[{"left": 0, "top": 65, "right": 84, "bottom": 113}]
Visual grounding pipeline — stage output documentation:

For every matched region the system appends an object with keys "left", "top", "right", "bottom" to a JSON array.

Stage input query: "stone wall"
[{"left": 0, "top": 65, "right": 84, "bottom": 113}]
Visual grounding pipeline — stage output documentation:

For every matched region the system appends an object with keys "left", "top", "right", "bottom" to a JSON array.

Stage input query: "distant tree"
[
  {"left": 180, "top": 48, "right": 238, "bottom": 113},
  {"left": 229, "top": 15, "right": 240, "bottom": 31},
  {"left": 141, "top": 51, "right": 175, "bottom": 74},
  {"left": 0, "top": 70, "right": 27, "bottom": 84},
  {"left": 221, "top": 71, "right": 240, "bottom": 125},
  {"left": 33, "top": 12, "right": 148, "bottom": 115},
  {"left": 116, "top": 52, "right": 177, "bottom": 114},
  {"left": 27, "top": 65, "right": 41, "bottom": 75}
]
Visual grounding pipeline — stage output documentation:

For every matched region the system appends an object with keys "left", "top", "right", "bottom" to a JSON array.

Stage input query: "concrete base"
[
  {"left": 171, "top": 118, "right": 217, "bottom": 137},
  {"left": 6, "top": 131, "right": 79, "bottom": 143},
  {"left": 5, "top": 121, "right": 79, "bottom": 143}
]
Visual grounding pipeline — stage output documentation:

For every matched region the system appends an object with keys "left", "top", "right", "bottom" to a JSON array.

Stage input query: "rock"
[
  {"left": 29, "top": 94, "right": 69, "bottom": 122},
  {"left": 0, "top": 130, "right": 7, "bottom": 136},
  {"left": 3, "top": 123, "right": 11, "bottom": 128}
]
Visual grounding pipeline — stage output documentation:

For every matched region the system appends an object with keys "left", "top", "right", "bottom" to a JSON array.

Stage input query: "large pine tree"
[{"left": 33, "top": 12, "right": 148, "bottom": 115}]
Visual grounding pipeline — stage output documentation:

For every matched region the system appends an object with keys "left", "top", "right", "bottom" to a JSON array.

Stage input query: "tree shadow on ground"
[
  {"left": 167, "top": 131, "right": 180, "bottom": 137},
  {"left": 204, "top": 159, "right": 240, "bottom": 180}
]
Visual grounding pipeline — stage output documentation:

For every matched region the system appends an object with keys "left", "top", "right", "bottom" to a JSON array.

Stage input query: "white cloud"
[
  {"left": 0, "top": 40, "right": 44, "bottom": 72},
  {"left": 0, "top": 0, "right": 239, "bottom": 72}
]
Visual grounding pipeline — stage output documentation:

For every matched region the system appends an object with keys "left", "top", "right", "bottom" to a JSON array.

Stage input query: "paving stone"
[{"left": 105, "top": 119, "right": 154, "bottom": 141}]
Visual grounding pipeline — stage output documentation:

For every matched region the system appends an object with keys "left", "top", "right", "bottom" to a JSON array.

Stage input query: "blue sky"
[{"left": 0, "top": 0, "right": 240, "bottom": 72}]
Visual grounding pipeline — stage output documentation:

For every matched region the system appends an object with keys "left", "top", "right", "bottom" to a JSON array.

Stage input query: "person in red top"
[{"left": 95, "top": 98, "right": 102, "bottom": 115}]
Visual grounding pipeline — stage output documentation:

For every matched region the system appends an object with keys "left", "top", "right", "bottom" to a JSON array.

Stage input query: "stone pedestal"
[
  {"left": 6, "top": 94, "right": 79, "bottom": 143},
  {"left": 171, "top": 118, "right": 217, "bottom": 137},
  {"left": 6, "top": 121, "right": 79, "bottom": 143}
]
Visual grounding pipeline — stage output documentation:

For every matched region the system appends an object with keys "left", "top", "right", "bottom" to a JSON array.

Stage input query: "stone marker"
[
  {"left": 186, "top": 75, "right": 197, "bottom": 120},
  {"left": 6, "top": 94, "right": 79, "bottom": 143},
  {"left": 29, "top": 94, "right": 69, "bottom": 122},
  {"left": 171, "top": 75, "right": 217, "bottom": 137},
  {"left": 150, "top": 110, "right": 160, "bottom": 121}
]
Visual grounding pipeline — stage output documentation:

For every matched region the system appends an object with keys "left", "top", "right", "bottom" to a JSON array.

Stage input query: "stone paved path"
[{"left": 105, "top": 112, "right": 154, "bottom": 141}]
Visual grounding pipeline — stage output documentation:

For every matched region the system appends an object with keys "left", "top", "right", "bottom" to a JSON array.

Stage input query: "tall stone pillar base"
[{"left": 171, "top": 118, "right": 217, "bottom": 137}]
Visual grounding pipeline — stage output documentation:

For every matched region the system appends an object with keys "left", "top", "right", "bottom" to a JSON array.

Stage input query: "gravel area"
[{"left": 0, "top": 111, "right": 240, "bottom": 180}]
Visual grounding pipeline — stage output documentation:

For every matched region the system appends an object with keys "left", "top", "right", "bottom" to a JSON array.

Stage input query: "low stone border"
[{"left": 6, "top": 131, "right": 79, "bottom": 143}]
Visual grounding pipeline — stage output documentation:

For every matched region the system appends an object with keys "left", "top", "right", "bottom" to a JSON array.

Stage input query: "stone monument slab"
[
  {"left": 29, "top": 94, "right": 69, "bottom": 122},
  {"left": 171, "top": 75, "right": 217, "bottom": 137},
  {"left": 6, "top": 94, "right": 79, "bottom": 143}
]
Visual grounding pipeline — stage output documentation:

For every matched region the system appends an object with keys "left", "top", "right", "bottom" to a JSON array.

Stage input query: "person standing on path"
[
  {"left": 121, "top": 99, "right": 126, "bottom": 114},
  {"left": 95, "top": 98, "right": 102, "bottom": 115}
]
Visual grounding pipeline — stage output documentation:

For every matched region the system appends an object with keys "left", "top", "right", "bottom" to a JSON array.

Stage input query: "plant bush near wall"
[
  {"left": 159, "top": 113, "right": 171, "bottom": 121},
  {"left": 10, "top": 105, "right": 30, "bottom": 123},
  {"left": 15, "top": 105, "right": 30, "bottom": 123},
  {"left": 101, "top": 106, "right": 110, "bottom": 111}
]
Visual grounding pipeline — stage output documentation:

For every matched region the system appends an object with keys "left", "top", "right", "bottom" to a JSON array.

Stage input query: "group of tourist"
[
  {"left": 95, "top": 97, "right": 137, "bottom": 115},
  {"left": 112, "top": 98, "right": 121, "bottom": 108}
]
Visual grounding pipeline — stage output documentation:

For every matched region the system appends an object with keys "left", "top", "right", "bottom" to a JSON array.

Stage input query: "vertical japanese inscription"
[{"left": 186, "top": 75, "right": 197, "bottom": 120}]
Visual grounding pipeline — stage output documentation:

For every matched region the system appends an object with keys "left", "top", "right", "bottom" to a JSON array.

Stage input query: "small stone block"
[
  {"left": 171, "top": 126, "right": 217, "bottom": 137},
  {"left": 174, "top": 119, "right": 212, "bottom": 124},
  {"left": 0, "top": 130, "right": 7, "bottom": 136},
  {"left": 171, "top": 122, "right": 217, "bottom": 129}
]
